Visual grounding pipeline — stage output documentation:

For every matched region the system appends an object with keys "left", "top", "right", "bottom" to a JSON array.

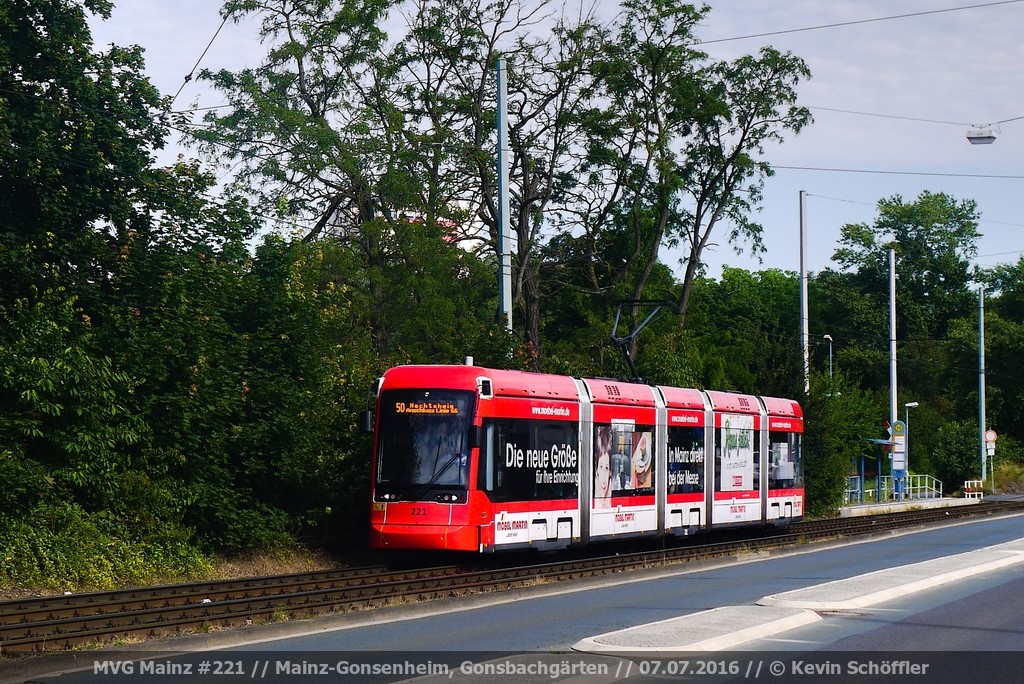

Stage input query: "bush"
[
  {"left": 0, "top": 503, "right": 211, "bottom": 591},
  {"left": 932, "top": 421, "right": 982, "bottom": 490},
  {"left": 994, "top": 460, "right": 1024, "bottom": 494}
]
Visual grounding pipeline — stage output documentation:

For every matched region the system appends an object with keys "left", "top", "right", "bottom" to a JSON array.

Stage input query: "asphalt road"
[
  {"left": 12, "top": 511, "right": 1024, "bottom": 684},
  {"left": 256, "top": 511, "right": 1024, "bottom": 652}
]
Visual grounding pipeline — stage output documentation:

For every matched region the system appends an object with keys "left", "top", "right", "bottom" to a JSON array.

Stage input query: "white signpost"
[
  {"left": 891, "top": 420, "right": 907, "bottom": 474},
  {"left": 985, "top": 430, "right": 997, "bottom": 489},
  {"left": 891, "top": 420, "right": 907, "bottom": 499}
]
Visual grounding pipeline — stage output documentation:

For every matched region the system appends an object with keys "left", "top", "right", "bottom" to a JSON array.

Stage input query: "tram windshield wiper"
[
  {"left": 411, "top": 431, "right": 466, "bottom": 500},
  {"left": 412, "top": 452, "right": 462, "bottom": 501}
]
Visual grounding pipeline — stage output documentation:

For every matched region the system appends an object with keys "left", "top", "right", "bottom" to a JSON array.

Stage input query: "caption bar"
[{"left": 65, "top": 651, "right": 1024, "bottom": 683}]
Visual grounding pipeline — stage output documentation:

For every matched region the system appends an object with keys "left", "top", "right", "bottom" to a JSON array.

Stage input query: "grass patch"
[
  {"left": 994, "top": 462, "right": 1024, "bottom": 494},
  {"left": 0, "top": 506, "right": 341, "bottom": 600},
  {"left": 0, "top": 503, "right": 211, "bottom": 596}
]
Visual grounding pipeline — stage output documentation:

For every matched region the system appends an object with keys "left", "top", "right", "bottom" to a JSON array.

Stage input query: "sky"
[{"left": 87, "top": 0, "right": 1024, "bottom": 279}]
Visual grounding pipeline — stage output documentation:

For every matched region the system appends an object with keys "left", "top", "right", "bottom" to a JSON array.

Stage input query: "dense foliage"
[{"left": 2, "top": 0, "right": 1021, "bottom": 590}]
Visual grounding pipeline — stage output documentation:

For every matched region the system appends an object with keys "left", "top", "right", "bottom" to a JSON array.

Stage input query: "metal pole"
[
  {"left": 496, "top": 57, "right": 512, "bottom": 332},
  {"left": 800, "top": 191, "right": 809, "bottom": 393},
  {"left": 889, "top": 249, "right": 899, "bottom": 499},
  {"left": 979, "top": 286, "right": 986, "bottom": 484},
  {"left": 889, "top": 249, "right": 898, "bottom": 429}
]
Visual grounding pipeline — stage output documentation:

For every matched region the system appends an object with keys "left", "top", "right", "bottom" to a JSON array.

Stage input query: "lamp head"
[{"left": 967, "top": 127, "right": 997, "bottom": 144}]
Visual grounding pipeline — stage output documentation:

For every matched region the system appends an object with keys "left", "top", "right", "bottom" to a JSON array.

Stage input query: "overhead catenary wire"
[
  {"left": 70, "top": 0, "right": 1024, "bottom": 266},
  {"left": 169, "top": 14, "right": 229, "bottom": 106},
  {"left": 777, "top": 166, "right": 1024, "bottom": 180},
  {"left": 699, "top": 0, "right": 1024, "bottom": 44}
]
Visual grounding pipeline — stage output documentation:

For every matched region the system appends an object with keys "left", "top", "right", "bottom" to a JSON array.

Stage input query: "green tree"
[
  {"left": 542, "top": 0, "right": 810, "bottom": 361},
  {"left": 197, "top": 0, "right": 512, "bottom": 363},
  {"left": 1, "top": 0, "right": 323, "bottom": 573},
  {"left": 985, "top": 257, "right": 1024, "bottom": 321},
  {"left": 931, "top": 420, "right": 982, "bottom": 490},
  {"left": 0, "top": 288, "right": 147, "bottom": 513},
  {"left": 945, "top": 305, "right": 1022, "bottom": 455},
  {"left": 0, "top": 0, "right": 169, "bottom": 303},
  {"left": 233, "top": 236, "right": 373, "bottom": 547},
  {"left": 682, "top": 268, "right": 804, "bottom": 397},
  {"left": 0, "top": 0, "right": 215, "bottom": 584},
  {"left": 196, "top": 0, "right": 811, "bottom": 368},
  {"left": 812, "top": 269, "right": 889, "bottom": 388},
  {"left": 977, "top": 260, "right": 1024, "bottom": 444},
  {"left": 802, "top": 373, "right": 881, "bottom": 516},
  {"left": 821, "top": 191, "right": 980, "bottom": 396},
  {"left": 833, "top": 191, "right": 979, "bottom": 342}
]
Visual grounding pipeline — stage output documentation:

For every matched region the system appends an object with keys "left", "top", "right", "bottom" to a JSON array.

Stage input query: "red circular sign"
[{"left": 985, "top": 429, "right": 998, "bottom": 443}]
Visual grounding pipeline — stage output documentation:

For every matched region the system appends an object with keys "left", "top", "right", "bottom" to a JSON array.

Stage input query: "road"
[{"left": 11, "top": 511, "right": 1024, "bottom": 684}]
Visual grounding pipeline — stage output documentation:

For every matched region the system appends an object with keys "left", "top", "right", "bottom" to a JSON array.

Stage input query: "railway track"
[{"left": 3, "top": 499, "right": 1023, "bottom": 654}]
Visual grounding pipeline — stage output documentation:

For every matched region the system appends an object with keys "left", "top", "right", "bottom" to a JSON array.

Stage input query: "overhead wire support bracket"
[{"left": 610, "top": 300, "right": 671, "bottom": 383}]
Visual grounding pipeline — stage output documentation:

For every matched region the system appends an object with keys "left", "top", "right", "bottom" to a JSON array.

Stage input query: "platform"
[
  {"left": 837, "top": 496, "right": 979, "bottom": 517},
  {"left": 573, "top": 537, "right": 1024, "bottom": 654}
]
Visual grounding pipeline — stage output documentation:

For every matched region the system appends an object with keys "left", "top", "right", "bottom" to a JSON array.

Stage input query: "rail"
[{"left": 2, "top": 498, "right": 1023, "bottom": 654}]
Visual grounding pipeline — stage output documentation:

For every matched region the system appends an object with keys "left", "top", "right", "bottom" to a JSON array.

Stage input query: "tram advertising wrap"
[{"left": 367, "top": 363, "right": 803, "bottom": 552}]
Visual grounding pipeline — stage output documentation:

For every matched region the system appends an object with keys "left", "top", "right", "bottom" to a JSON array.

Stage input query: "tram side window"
[
  {"left": 768, "top": 431, "right": 803, "bottom": 488},
  {"left": 667, "top": 426, "right": 705, "bottom": 494},
  {"left": 481, "top": 418, "right": 580, "bottom": 502}
]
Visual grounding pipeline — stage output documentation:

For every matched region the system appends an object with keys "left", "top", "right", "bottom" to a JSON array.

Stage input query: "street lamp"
[
  {"left": 966, "top": 125, "right": 998, "bottom": 144},
  {"left": 900, "top": 401, "right": 919, "bottom": 501},
  {"left": 823, "top": 334, "right": 833, "bottom": 378},
  {"left": 904, "top": 400, "right": 919, "bottom": 471},
  {"left": 904, "top": 401, "right": 919, "bottom": 424}
]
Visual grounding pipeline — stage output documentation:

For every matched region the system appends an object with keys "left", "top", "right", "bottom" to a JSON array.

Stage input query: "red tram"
[{"left": 367, "top": 362, "right": 803, "bottom": 552}]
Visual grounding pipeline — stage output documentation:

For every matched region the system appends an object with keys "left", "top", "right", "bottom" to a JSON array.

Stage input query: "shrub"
[{"left": 0, "top": 503, "right": 211, "bottom": 591}]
